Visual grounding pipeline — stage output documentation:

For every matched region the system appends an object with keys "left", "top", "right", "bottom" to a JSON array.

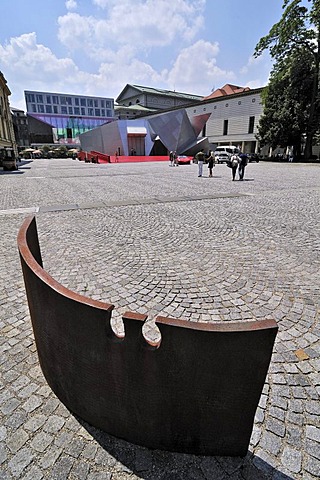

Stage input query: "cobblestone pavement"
[{"left": 0, "top": 158, "right": 319, "bottom": 479}]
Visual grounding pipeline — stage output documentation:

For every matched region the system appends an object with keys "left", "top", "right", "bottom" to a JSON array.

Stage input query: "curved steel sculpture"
[{"left": 18, "top": 215, "right": 278, "bottom": 456}]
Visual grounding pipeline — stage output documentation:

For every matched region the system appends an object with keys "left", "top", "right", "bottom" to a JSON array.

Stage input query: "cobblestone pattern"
[{"left": 0, "top": 159, "right": 319, "bottom": 479}]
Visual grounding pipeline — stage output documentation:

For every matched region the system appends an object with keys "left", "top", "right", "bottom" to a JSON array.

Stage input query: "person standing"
[
  {"left": 207, "top": 151, "right": 215, "bottom": 177},
  {"left": 238, "top": 153, "right": 248, "bottom": 180},
  {"left": 169, "top": 151, "right": 174, "bottom": 167},
  {"left": 195, "top": 149, "right": 205, "bottom": 177},
  {"left": 173, "top": 151, "right": 178, "bottom": 167}
]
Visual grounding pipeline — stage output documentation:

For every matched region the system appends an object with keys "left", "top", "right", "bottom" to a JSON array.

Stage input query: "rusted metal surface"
[{"left": 18, "top": 215, "right": 278, "bottom": 456}]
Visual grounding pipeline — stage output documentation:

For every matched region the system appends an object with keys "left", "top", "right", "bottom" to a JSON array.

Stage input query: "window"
[
  {"left": 37, "top": 104, "right": 44, "bottom": 113},
  {"left": 36, "top": 94, "right": 43, "bottom": 103},
  {"left": 45, "top": 105, "right": 52, "bottom": 113},
  {"left": 74, "top": 107, "right": 80, "bottom": 115},
  {"left": 74, "top": 98, "right": 79, "bottom": 106},
  {"left": 31, "top": 104, "right": 37, "bottom": 112},
  {"left": 60, "top": 96, "right": 66, "bottom": 105},
  {"left": 101, "top": 109, "right": 105, "bottom": 116},
  {"left": 68, "top": 107, "right": 73, "bottom": 114},
  {"left": 105, "top": 101, "right": 111, "bottom": 108},
  {"left": 46, "top": 95, "right": 51, "bottom": 104},
  {"left": 94, "top": 99, "right": 98, "bottom": 107},
  {"left": 88, "top": 108, "right": 94, "bottom": 116},
  {"left": 61, "top": 106, "right": 67, "bottom": 114},
  {"left": 101, "top": 100, "right": 105, "bottom": 108},
  {"left": 238, "top": 101, "right": 241, "bottom": 105},
  {"left": 252, "top": 98, "right": 256, "bottom": 103},
  {"left": 80, "top": 98, "right": 86, "bottom": 107},
  {"left": 52, "top": 96, "right": 59, "bottom": 104},
  {"left": 248, "top": 116, "right": 255, "bottom": 134},
  {"left": 81, "top": 107, "right": 86, "bottom": 115},
  {"left": 53, "top": 105, "right": 58, "bottom": 114},
  {"left": 223, "top": 119, "right": 228, "bottom": 135},
  {"left": 95, "top": 108, "right": 100, "bottom": 116},
  {"left": 107, "top": 110, "right": 112, "bottom": 117},
  {"left": 87, "top": 99, "right": 93, "bottom": 107},
  {"left": 66, "top": 97, "right": 72, "bottom": 105},
  {"left": 26, "top": 93, "right": 35, "bottom": 103}
]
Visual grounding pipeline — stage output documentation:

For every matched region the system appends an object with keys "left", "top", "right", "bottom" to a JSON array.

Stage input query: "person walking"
[
  {"left": 230, "top": 152, "right": 239, "bottom": 181},
  {"left": 195, "top": 149, "right": 205, "bottom": 177},
  {"left": 207, "top": 151, "right": 215, "bottom": 177},
  {"left": 238, "top": 153, "right": 248, "bottom": 180}
]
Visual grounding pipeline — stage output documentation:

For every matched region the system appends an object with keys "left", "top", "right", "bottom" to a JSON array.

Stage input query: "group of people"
[{"left": 195, "top": 149, "right": 249, "bottom": 181}]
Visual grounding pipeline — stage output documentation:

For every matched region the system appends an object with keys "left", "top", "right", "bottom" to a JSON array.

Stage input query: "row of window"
[
  {"left": 25, "top": 93, "right": 112, "bottom": 109},
  {"left": 223, "top": 116, "right": 255, "bottom": 135},
  {"left": 194, "top": 98, "right": 257, "bottom": 114},
  {"left": 28, "top": 103, "right": 112, "bottom": 117}
]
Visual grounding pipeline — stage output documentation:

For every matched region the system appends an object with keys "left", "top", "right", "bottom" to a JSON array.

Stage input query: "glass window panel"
[
  {"left": 88, "top": 108, "right": 94, "bottom": 116},
  {"left": 74, "top": 98, "right": 79, "bottom": 106},
  {"left": 80, "top": 98, "right": 86, "bottom": 106},
  {"left": 60, "top": 96, "right": 66, "bottom": 105},
  {"left": 61, "top": 106, "right": 67, "bottom": 114},
  {"left": 95, "top": 109, "right": 100, "bottom": 116},
  {"left": 45, "top": 105, "right": 52, "bottom": 113},
  {"left": 46, "top": 95, "right": 51, "bottom": 104},
  {"left": 53, "top": 105, "right": 58, "bottom": 113},
  {"left": 66, "top": 97, "right": 72, "bottom": 105},
  {"left": 74, "top": 107, "right": 80, "bottom": 115},
  {"left": 81, "top": 107, "right": 86, "bottom": 115}
]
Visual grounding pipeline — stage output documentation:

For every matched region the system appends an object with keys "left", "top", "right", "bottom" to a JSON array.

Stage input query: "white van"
[{"left": 214, "top": 145, "right": 240, "bottom": 156}]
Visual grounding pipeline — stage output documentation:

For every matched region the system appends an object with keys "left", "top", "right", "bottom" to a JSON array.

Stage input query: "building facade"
[
  {"left": 186, "top": 85, "right": 264, "bottom": 154},
  {"left": 80, "top": 84, "right": 263, "bottom": 157},
  {"left": 24, "top": 90, "right": 114, "bottom": 145},
  {"left": 11, "top": 108, "right": 30, "bottom": 147},
  {"left": 0, "top": 72, "right": 17, "bottom": 168}
]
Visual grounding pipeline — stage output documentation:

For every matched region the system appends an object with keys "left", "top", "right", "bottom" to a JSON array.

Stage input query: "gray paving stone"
[
  {"left": 1, "top": 159, "right": 320, "bottom": 479},
  {"left": 281, "top": 446, "right": 302, "bottom": 474}
]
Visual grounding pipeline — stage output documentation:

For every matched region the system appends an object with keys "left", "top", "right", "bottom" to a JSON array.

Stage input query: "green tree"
[
  {"left": 257, "top": 48, "right": 314, "bottom": 157},
  {"left": 254, "top": 0, "right": 320, "bottom": 159}
]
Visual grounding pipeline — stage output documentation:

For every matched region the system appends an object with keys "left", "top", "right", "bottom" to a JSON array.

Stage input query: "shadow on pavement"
[{"left": 77, "top": 416, "right": 294, "bottom": 480}]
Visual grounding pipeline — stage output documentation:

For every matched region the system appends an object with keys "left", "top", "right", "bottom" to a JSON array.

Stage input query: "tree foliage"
[{"left": 254, "top": 0, "right": 320, "bottom": 159}]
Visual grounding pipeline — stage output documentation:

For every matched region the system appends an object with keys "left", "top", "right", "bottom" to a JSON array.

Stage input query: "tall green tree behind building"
[{"left": 254, "top": 0, "right": 320, "bottom": 159}]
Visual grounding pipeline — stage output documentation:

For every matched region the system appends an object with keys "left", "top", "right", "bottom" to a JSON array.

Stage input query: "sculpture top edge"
[
  {"left": 156, "top": 315, "right": 278, "bottom": 333},
  {"left": 17, "top": 215, "right": 114, "bottom": 313}
]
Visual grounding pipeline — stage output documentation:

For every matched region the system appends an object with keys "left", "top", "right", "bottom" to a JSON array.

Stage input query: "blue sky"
[{"left": 1, "top": 0, "right": 285, "bottom": 110}]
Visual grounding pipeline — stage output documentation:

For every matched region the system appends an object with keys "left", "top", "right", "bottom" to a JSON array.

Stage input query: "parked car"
[
  {"left": 214, "top": 152, "right": 230, "bottom": 163},
  {"left": 246, "top": 153, "right": 260, "bottom": 163},
  {"left": 177, "top": 155, "right": 192, "bottom": 165}
]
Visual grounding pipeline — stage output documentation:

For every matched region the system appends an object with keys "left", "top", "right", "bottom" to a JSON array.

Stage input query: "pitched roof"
[
  {"left": 116, "top": 84, "right": 203, "bottom": 103},
  {"left": 202, "top": 84, "right": 250, "bottom": 101}
]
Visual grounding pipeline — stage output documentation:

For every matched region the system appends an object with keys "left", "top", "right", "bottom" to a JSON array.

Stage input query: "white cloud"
[
  {"left": 240, "top": 54, "right": 263, "bottom": 75},
  {"left": 57, "top": 0, "right": 205, "bottom": 57},
  {"left": 167, "top": 40, "right": 235, "bottom": 95},
  {"left": 65, "top": 0, "right": 77, "bottom": 10}
]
